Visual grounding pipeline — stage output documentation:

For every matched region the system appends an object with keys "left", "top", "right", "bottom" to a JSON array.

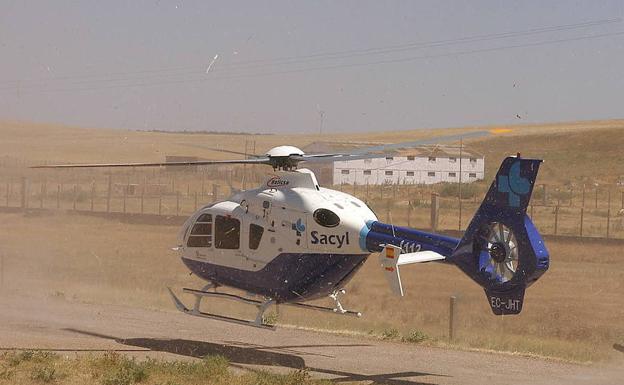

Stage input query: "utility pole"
[
  {"left": 458, "top": 137, "right": 463, "bottom": 231},
  {"left": 243, "top": 139, "right": 249, "bottom": 190},
  {"left": 318, "top": 109, "right": 325, "bottom": 135}
]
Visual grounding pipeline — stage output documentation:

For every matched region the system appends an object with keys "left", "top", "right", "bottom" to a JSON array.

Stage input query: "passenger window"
[
  {"left": 215, "top": 215, "right": 240, "bottom": 249},
  {"left": 313, "top": 208, "right": 340, "bottom": 228},
  {"left": 187, "top": 214, "right": 212, "bottom": 247},
  {"left": 249, "top": 224, "right": 264, "bottom": 250}
]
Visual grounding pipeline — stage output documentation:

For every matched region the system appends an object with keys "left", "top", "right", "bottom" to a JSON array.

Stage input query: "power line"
[
  {"left": 0, "top": 17, "right": 619, "bottom": 90},
  {"left": 221, "top": 17, "right": 623, "bottom": 69},
  {"left": 2, "top": 28, "right": 624, "bottom": 94}
]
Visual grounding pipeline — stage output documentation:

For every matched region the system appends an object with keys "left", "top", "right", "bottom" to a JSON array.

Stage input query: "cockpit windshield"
[
  {"left": 215, "top": 215, "right": 240, "bottom": 249},
  {"left": 186, "top": 213, "right": 212, "bottom": 247}
]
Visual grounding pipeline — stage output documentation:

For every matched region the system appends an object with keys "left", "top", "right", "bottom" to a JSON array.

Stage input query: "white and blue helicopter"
[{"left": 35, "top": 132, "right": 549, "bottom": 329}]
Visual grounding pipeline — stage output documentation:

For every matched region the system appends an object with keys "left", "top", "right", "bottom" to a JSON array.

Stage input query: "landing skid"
[
  {"left": 167, "top": 285, "right": 276, "bottom": 330},
  {"left": 167, "top": 285, "right": 362, "bottom": 330}
]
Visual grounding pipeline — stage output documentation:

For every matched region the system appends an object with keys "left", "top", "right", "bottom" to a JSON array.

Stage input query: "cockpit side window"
[
  {"left": 187, "top": 213, "right": 212, "bottom": 247},
  {"left": 215, "top": 215, "right": 240, "bottom": 249},
  {"left": 249, "top": 224, "right": 264, "bottom": 250}
]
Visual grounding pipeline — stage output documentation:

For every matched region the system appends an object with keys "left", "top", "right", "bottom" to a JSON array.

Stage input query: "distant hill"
[
  {"left": 469, "top": 122, "right": 624, "bottom": 185},
  {"left": 1, "top": 119, "right": 623, "bottom": 187}
]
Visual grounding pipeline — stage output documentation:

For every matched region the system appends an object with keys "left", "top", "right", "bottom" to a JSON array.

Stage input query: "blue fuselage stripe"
[{"left": 363, "top": 221, "right": 460, "bottom": 257}]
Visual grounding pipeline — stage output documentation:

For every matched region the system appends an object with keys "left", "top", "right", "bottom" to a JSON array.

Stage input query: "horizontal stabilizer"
[{"left": 380, "top": 244, "right": 445, "bottom": 296}]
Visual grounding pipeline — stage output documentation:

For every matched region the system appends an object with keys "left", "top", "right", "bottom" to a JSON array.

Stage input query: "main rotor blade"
[
  {"left": 297, "top": 153, "right": 400, "bottom": 163},
  {"left": 176, "top": 143, "right": 263, "bottom": 158},
  {"left": 31, "top": 158, "right": 271, "bottom": 169},
  {"left": 348, "top": 131, "right": 493, "bottom": 155},
  {"left": 298, "top": 153, "right": 350, "bottom": 159}
]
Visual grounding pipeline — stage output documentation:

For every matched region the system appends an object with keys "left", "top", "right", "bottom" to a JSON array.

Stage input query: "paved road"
[{"left": 0, "top": 294, "right": 621, "bottom": 385}]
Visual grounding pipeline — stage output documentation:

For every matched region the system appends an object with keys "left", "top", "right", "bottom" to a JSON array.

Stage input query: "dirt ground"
[
  {"left": 1, "top": 293, "right": 623, "bottom": 385},
  {"left": 0, "top": 209, "right": 623, "bottom": 385}
]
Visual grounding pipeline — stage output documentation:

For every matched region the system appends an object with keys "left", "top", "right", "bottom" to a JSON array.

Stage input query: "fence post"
[
  {"left": 90, "top": 181, "right": 95, "bottom": 212},
  {"left": 542, "top": 185, "right": 547, "bottom": 205},
  {"left": 20, "top": 177, "right": 27, "bottom": 209},
  {"left": 430, "top": 193, "right": 439, "bottom": 232},
  {"left": 407, "top": 202, "right": 412, "bottom": 227},
  {"left": 194, "top": 191, "right": 198, "bottom": 210},
  {"left": 56, "top": 184, "right": 61, "bottom": 209},
  {"left": 607, "top": 190, "right": 611, "bottom": 239},
  {"left": 212, "top": 184, "right": 219, "bottom": 202},
  {"left": 554, "top": 205, "right": 559, "bottom": 235},
  {"left": 595, "top": 187, "right": 598, "bottom": 209},
  {"left": 530, "top": 204, "right": 534, "bottom": 219},
  {"left": 582, "top": 184, "right": 586, "bottom": 207},
  {"left": 176, "top": 191, "right": 180, "bottom": 216},
  {"left": 449, "top": 295, "right": 457, "bottom": 341},
  {"left": 39, "top": 182, "right": 45, "bottom": 209},
  {"left": 122, "top": 185, "right": 127, "bottom": 213},
  {"left": 140, "top": 185, "right": 145, "bottom": 214},
  {"left": 580, "top": 208, "right": 584, "bottom": 237},
  {"left": 106, "top": 174, "right": 112, "bottom": 213},
  {"left": 73, "top": 184, "right": 77, "bottom": 211},
  {"left": 458, "top": 195, "right": 462, "bottom": 231},
  {"left": 158, "top": 193, "right": 162, "bottom": 216}
]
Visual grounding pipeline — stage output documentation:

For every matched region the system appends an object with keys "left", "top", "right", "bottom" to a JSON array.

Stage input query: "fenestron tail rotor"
[{"left": 478, "top": 222, "right": 519, "bottom": 283}]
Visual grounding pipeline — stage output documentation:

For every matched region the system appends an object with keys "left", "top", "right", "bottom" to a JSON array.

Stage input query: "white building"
[{"left": 304, "top": 143, "right": 484, "bottom": 185}]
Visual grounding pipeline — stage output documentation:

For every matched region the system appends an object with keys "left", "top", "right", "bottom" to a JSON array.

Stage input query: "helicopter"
[{"left": 34, "top": 132, "right": 549, "bottom": 330}]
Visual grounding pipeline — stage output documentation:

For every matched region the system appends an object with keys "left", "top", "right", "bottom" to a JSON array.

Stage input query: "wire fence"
[{"left": 2, "top": 173, "right": 624, "bottom": 240}]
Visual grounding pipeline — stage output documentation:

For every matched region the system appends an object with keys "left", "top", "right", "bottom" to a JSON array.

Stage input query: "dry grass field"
[
  {"left": 1, "top": 119, "right": 624, "bottom": 365},
  {"left": 1, "top": 119, "right": 622, "bottom": 166}
]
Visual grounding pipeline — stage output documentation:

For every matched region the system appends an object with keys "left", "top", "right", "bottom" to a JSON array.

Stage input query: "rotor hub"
[{"left": 489, "top": 242, "right": 507, "bottom": 263}]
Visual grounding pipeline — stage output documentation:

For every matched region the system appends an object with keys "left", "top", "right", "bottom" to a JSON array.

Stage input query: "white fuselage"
[{"left": 177, "top": 168, "right": 378, "bottom": 272}]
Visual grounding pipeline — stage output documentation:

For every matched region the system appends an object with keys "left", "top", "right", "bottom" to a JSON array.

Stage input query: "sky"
[{"left": 1, "top": 1, "right": 623, "bottom": 133}]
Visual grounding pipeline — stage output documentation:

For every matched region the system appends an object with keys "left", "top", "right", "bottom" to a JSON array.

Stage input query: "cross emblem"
[{"left": 498, "top": 161, "right": 530, "bottom": 207}]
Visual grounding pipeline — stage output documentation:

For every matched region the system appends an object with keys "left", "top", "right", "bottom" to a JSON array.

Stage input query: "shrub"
[
  {"left": 6, "top": 350, "right": 58, "bottom": 367},
  {"left": 30, "top": 366, "right": 57, "bottom": 383},
  {"left": 200, "top": 355, "right": 229, "bottom": 378},
  {"left": 402, "top": 330, "right": 428, "bottom": 344},
  {"left": 263, "top": 311, "right": 279, "bottom": 326},
  {"left": 100, "top": 356, "right": 148, "bottom": 385},
  {"left": 438, "top": 182, "right": 480, "bottom": 199},
  {"left": 381, "top": 328, "right": 401, "bottom": 340},
  {"left": 253, "top": 368, "right": 312, "bottom": 385}
]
